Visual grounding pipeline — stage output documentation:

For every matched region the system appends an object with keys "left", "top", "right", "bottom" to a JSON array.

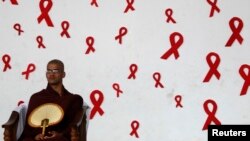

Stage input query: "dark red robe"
[{"left": 18, "top": 84, "right": 83, "bottom": 141}]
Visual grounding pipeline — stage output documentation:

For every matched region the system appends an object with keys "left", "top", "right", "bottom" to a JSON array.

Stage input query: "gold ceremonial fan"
[{"left": 28, "top": 103, "right": 64, "bottom": 135}]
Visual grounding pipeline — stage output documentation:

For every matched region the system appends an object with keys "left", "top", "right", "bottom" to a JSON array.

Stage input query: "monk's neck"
[{"left": 50, "top": 84, "right": 63, "bottom": 96}]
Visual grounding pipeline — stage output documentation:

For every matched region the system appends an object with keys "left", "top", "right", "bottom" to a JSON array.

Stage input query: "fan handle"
[{"left": 41, "top": 118, "right": 49, "bottom": 135}]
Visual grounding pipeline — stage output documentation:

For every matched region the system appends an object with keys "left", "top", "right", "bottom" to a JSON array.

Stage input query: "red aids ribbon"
[
  {"left": 85, "top": 36, "right": 95, "bottom": 54},
  {"left": 18, "top": 100, "right": 24, "bottom": 106},
  {"left": 21, "top": 63, "right": 36, "bottom": 80},
  {"left": 203, "top": 52, "right": 221, "bottom": 82},
  {"left": 112, "top": 83, "right": 123, "bottom": 97},
  {"left": 153, "top": 72, "right": 164, "bottom": 88},
  {"left": 10, "top": 0, "right": 18, "bottom": 5},
  {"left": 175, "top": 95, "right": 183, "bottom": 108},
  {"left": 130, "top": 120, "right": 139, "bottom": 138},
  {"left": 90, "top": 90, "right": 104, "bottom": 119},
  {"left": 165, "top": 8, "right": 176, "bottom": 23},
  {"left": 37, "top": 0, "right": 54, "bottom": 27},
  {"left": 2, "top": 54, "right": 12, "bottom": 72},
  {"left": 239, "top": 64, "right": 250, "bottom": 96},
  {"left": 36, "top": 35, "right": 46, "bottom": 48},
  {"left": 225, "top": 17, "right": 244, "bottom": 47},
  {"left": 124, "top": 0, "right": 135, "bottom": 13},
  {"left": 13, "top": 23, "right": 24, "bottom": 36},
  {"left": 90, "top": 0, "right": 98, "bottom": 7},
  {"left": 202, "top": 99, "right": 221, "bottom": 130},
  {"left": 128, "top": 64, "right": 138, "bottom": 79},
  {"left": 115, "top": 27, "right": 128, "bottom": 44},
  {"left": 161, "top": 32, "right": 184, "bottom": 60},
  {"left": 60, "top": 21, "right": 70, "bottom": 38},
  {"left": 207, "top": 0, "right": 220, "bottom": 17}
]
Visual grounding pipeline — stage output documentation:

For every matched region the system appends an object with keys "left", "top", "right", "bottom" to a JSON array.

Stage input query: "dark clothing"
[{"left": 18, "top": 85, "right": 83, "bottom": 141}]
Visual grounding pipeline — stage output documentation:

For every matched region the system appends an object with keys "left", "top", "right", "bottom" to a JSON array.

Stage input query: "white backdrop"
[{"left": 1, "top": 0, "right": 250, "bottom": 141}]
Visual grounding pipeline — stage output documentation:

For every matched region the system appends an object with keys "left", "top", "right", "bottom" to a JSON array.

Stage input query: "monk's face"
[{"left": 46, "top": 63, "right": 65, "bottom": 85}]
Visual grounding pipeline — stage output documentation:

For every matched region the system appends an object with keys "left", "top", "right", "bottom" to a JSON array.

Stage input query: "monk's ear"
[{"left": 63, "top": 72, "right": 66, "bottom": 78}]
